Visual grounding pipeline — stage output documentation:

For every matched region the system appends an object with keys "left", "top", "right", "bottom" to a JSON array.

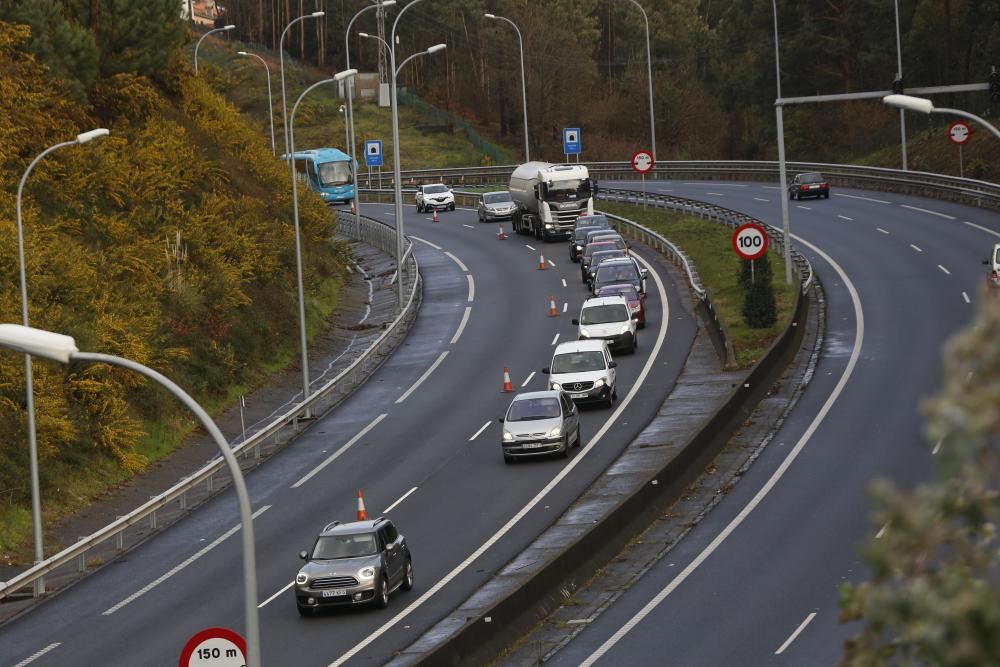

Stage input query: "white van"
[
  {"left": 572, "top": 295, "right": 638, "bottom": 354},
  {"left": 986, "top": 243, "right": 1000, "bottom": 286},
  {"left": 542, "top": 340, "right": 617, "bottom": 408}
]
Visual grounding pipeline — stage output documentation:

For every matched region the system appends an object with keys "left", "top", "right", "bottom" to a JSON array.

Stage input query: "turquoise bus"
[{"left": 285, "top": 147, "right": 356, "bottom": 205}]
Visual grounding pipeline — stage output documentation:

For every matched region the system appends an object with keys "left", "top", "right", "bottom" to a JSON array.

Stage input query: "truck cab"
[{"left": 509, "top": 162, "right": 597, "bottom": 241}]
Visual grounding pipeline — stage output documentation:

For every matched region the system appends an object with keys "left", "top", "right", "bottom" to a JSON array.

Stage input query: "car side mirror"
[
  {"left": 640, "top": 269, "right": 648, "bottom": 279},
  {"left": 497, "top": 417, "right": 504, "bottom": 423},
  {"left": 609, "top": 361, "right": 617, "bottom": 368},
  {"left": 299, "top": 550, "right": 309, "bottom": 560},
  {"left": 571, "top": 319, "right": 580, "bottom": 325},
  {"left": 542, "top": 367, "right": 550, "bottom": 374}
]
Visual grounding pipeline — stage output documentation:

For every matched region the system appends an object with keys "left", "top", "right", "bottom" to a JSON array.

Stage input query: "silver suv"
[
  {"left": 295, "top": 517, "right": 413, "bottom": 615},
  {"left": 415, "top": 183, "right": 455, "bottom": 212},
  {"left": 477, "top": 190, "right": 516, "bottom": 222}
]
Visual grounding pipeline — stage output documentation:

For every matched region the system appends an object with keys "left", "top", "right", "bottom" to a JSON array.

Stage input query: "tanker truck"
[{"left": 508, "top": 162, "right": 597, "bottom": 241}]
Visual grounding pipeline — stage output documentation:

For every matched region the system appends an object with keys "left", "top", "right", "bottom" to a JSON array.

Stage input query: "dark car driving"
[{"left": 788, "top": 172, "right": 829, "bottom": 200}]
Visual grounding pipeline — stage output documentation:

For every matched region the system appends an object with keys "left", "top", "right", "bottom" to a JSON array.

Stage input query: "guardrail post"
[
  {"left": 78, "top": 538, "right": 87, "bottom": 572},
  {"left": 116, "top": 519, "right": 124, "bottom": 552},
  {"left": 150, "top": 499, "right": 157, "bottom": 530},
  {"left": 207, "top": 474, "right": 214, "bottom": 493},
  {"left": 180, "top": 491, "right": 187, "bottom": 511}
]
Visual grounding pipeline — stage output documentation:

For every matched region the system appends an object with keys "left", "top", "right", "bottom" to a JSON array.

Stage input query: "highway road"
[
  {"left": 544, "top": 179, "right": 999, "bottom": 666},
  {"left": 0, "top": 200, "right": 695, "bottom": 666}
]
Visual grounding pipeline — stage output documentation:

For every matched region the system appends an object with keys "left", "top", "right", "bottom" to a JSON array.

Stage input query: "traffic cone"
[
  {"left": 356, "top": 488, "right": 369, "bottom": 521},
  {"left": 432, "top": 208, "right": 439, "bottom": 223},
  {"left": 350, "top": 201, "right": 356, "bottom": 215},
  {"left": 538, "top": 252, "right": 547, "bottom": 270},
  {"left": 502, "top": 367, "right": 513, "bottom": 393},
  {"left": 497, "top": 224, "right": 507, "bottom": 240},
  {"left": 549, "top": 295, "right": 558, "bottom": 317}
]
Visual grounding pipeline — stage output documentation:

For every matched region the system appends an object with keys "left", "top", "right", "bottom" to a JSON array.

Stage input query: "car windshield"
[
  {"left": 312, "top": 534, "right": 377, "bottom": 559},
  {"left": 318, "top": 161, "right": 352, "bottom": 187},
  {"left": 576, "top": 215, "right": 609, "bottom": 228},
  {"left": 507, "top": 397, "right": 561, "bottom": 421},
  {"left": 575, "top": 227, "right": 601, "bottom": 242},
  {"left": 598, "top": 284, "right": 638, "bottom": 301},
  {"left": 581, "top": 304, "right": 630, "bottom": 324},
  {"left": 799, "top": 173, "right": 824, "bottom": 183},
  {"left": 544, "top": 178, "right": 587, "bottom": 202},
  {"left": 592, "top": 251, "right": 625, "bottom": 265},
  {"left": 596, "top": 264, "right": 639, "bottom": 283},
  {"left": 484, "top": 192, "right": 511, "bottom": 204},
  {"left": 425, "top": 184, "right": 449, "bottom": 194},
  {"left": 551, "top": 351, "right": 606, "bottom": 373}
]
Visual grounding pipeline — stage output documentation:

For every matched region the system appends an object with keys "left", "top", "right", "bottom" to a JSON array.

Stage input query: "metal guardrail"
[{"left": 0, "top": 211, "right": 419, "bottom": 602}]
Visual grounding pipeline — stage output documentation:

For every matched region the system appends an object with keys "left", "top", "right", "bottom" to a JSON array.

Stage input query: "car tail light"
[
  {"left": 993, "top": 270, "right": 999, "bottom": 280},
  {"left": 799, "top": 185, "right": 809, "bottom": 191}
]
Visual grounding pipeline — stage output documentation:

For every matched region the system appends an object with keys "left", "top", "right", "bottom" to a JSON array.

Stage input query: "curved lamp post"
[
  {"left": 279, "top": 11, "right": 325, "bottom": 156},
  {"left": 346, "top": 1, "right": 397, "bottom": 225},
  {"left": 884, "top": 94, "right": 1000, "bottom": 141},
  {"left": 623, "top": 0, "right": 656, "bottom": 161},
  {"left": 237, "top": 51, "right": 276, "bottom": 155},
  {"left": 194, "top": 24, "right": 235, "bottom": 75},
  {"left": 0, "top": 324, "right": 260, "bottom": 667},
  {"left": 288, "top": 70, "right": 359, "bottom": 414},
  {"left": 16, "top": 128, "right": 109, "bottom": 596},
  {"left": 485, "top": 13, "right": 530, "bottom": 162},
  {"left": 771, "top": 0, "right": 794, "bottom": 285}
]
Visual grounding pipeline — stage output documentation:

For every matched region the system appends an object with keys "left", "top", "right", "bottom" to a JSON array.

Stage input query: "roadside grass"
[{"left": 599, "top": 202, "right": 797, "bottom": 368}]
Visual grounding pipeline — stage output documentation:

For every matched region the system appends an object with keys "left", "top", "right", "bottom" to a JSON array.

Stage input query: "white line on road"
[
  {"left": 962, "top": 220, "right": 1000, "bottom": 238},
  {"left": 836, "top": 193, "right": 890, "bottom": 204},
  {"left": 563, "top": 302, "right": 568, "bottom": 313},
  {"left": 462, "top": 224, "right": 474, "bottom": 229},
  {"left": 561, "top": 278, "right": 567, "bottom": 287},
  {"left": 796, "top": 205, "right": 812, "bottom": 211},
  {"left": 910, "top": 244, "right": 923, "bottom": 252},
  {"left": 876, "top": 522, "right": 889, "bottom": 539},
  {"left": 445, "top": 251, "right": 469, "bottom": 272},
  {"left": 901, "top": 204, "right": 955, "bottom": 220},
  {"left": 548, "top": 259, "right": 557, "bottom": 268},
  {"left": 753, "top": 197, "right": 770, "bottom": 202},
  {"left": 469, "top": 421, "right": 492, "bottom": 442},
  {"left": 876, "top": 227, "right": 890, "bottom": 235},
  {"left": 577, "top": 236, "right": 864, "bottom": 667},
  {"left": 12, "top": 643, "right": 61, "bottom": 667},
  {"left": 551, "top": 333, "right": 560, "bottom": 346},
  {"left": 837, "top": 215, "right": 853, "bottom": 221},
  {"left": 963, "top": 291, "right": 971, "bottom": 303},
  {"left": 932, "top": 437, "right": 944, "bottom": 455},
  {"left": 293, "top": 417, "right": 387, "bottom": 487},
  {"left": 259, "top": 580, "right": 294, "bottom": 608},
  {"left": 522, "top": 371, "right": 536, "bottom": 387},
  {"left": 466, "top": 275, "right": 475, "bottom": 302},
  {"left": 330, "top": 250, "right": 671, "bottom": 667},
  {"left": 451, "top": 306, "right": 471, "bottom": 344},
  {"left": 384, "top": 487, "right": 418, "bottom": 513},
  {"left": 775, "top": 612, "right": 817, "bottom": 655},
  {"left": 396, "top": 351, "right": 449, "bottom": 404},
  {"left": 706, "top": 192, "right": 724, "bottom": 196},
  {"left": 938, "top": 265, "right": 951, "bottom": 275},
  {"left": 525, "top": 244, "right": 536, "bottom": 251},
  {"left": 411, "top": 235, "right": 441, "bottom": 250},
  {"left": 104, "top": 506, "right": 271, "bottom": 614}
]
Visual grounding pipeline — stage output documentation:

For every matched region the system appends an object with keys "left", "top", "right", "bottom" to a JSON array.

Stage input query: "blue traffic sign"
[
  {"left": 563, "top": 128, "right": 581, "bottom": 155},
  {"left": 364, "top": 140, "right": 383, "bottom": 167}
]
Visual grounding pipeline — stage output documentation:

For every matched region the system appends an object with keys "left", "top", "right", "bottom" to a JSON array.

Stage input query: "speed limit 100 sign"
[{"left": 732, "top": 223, "right": 769, "bottom": 260}]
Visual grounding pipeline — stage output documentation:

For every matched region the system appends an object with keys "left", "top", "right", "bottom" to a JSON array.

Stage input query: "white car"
[
  {"left": 985, "top": 243, "right": 1000, "bottom": 286},
  {"left": 542, "top": 340, "right": 617, "bottom": 408},
  {"left": 573, "top": 295, "right": 638, "bottom": 354},
  {"left": 415, "top": 183, "right": 455, "bottom": 212}
]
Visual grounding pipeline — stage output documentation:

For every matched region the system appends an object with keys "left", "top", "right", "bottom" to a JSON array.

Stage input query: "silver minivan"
[{"left": 499, "top": 390, "right": 581, "bottom": 462}]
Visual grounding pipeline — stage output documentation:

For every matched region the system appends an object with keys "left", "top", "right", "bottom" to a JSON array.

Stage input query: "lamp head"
[
  {"left": 0, "top": 325, "right": 78, "bottom": 364},
  {"left": 311, "top": 11, "right": 325, "bottom": 17},
  {"left": 359, "top": 31, "right": 372, "bottom": 38},
  {"left": 334, "top": 68, "right": 359, "bottom": 81},
  {"left": 223, "top": 24, "right": 235, "bottom": 30},
  {"left": 380, "top": 0, "right": 397, "bottom": 6},
  {"left": 426, "top": 44, "right": 447, "bottom": 54},
  {"left": 237, "top": 51, "right": 248, "bottom": 55},
  {"left": 883, "top": 94, "right": 934, "bottom": 114},
  {"left": 485, "top": 13, "right": 496, "bottom": 19},
  {"left": 76, "top": 128, "right": 110, "bottom": 144}
]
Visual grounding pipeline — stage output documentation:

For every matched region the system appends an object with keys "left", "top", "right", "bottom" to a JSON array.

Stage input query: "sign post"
[
  {"left": 947, "top": 120, "right": 971, "bottom": 178},
  {"left": 732, "top": 222, "right": 769, "bottom": 283},
  {"left": 631, "top": 150, "right": 654, "bottom": 206},
  {"left": 364, "top": 139, "right": 383, "bottom": 190},
  {"left": 179, "top": 627, "right": 247, "bottom": 667},
  {"left": 563, "top": 128, "right": 581, "bottom": 163}
]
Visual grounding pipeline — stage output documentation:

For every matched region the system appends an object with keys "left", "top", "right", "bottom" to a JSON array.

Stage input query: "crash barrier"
[{"left": 0, "top": 211, "right": 420, "bottom": 603}]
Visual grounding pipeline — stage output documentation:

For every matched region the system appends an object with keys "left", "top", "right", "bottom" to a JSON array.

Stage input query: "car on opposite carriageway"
[
  {"left": 788, "top": 172, "right": 829, "bottom": 200},
  {"left": 477, "top": 190, "right": 517, "bottom": 222}
]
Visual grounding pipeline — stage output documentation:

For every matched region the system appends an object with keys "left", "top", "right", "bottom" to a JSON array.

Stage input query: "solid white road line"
[
  {"left": 12, "top": 643, "right": 61, "bottom": 667},
  {"left": 411, "top": 236, "right": 442, "bottom": 250},
  {"left": 775, "top": 613, "right": 817, "bottom": 655},
  {"left": 463, "top": 224, "right": 474, "bottom": 229},
  {"left": 292, "top": 416, "right": 387, "bottom": 488},
  {"left": 577, "top": 236, "right": 864, "bottom": 667},
  {"left": 104, "top": 506, "right": 272, "bottom": 615},
  {"left": 836, "top": 193, "right": 890, "bottom": 204},
  {"left": 451, "top": 307, "right": 471, "bottom": 344},
  {"left": 837, "top": 215, "right": 853, "bottom": 221},
  {"left": 384, "top": 487, "right": 418, "bottom": 513},
  {"left": 551, "top": 333, "right": 560, "bottom": 346},
  {"left": 938, "top": 265, "right": 951, "bottom": 275},
  {"left": 466, "top": 275, "right": 475, "bottom": 302},
  {"left": 259, "top": 580, "right": 294, "bottom": 608},
  {"left": 329, "top": 250, "right": 670, "bottom": 667},
  {"left": 707, "top": 192, "right": 724, "bottom": 196},
  {"left": 469, "top": 421, "right": 492, "bottom": 442},
  {"left": 963, "top": 291, "right": 971, "bottom": 303},
  {"left": 910, "top": 244, "right": 923, "bottom": 253},
  {"left": 797, "top": 205, "right": 812, "bottom": 211},
  {"left": 445, "top": 251, "right": 469, "bottom": 272},
  {"left": 876, "top": 227, "right": 890, "bottom": 235},
  {"left": 876, "top": 522, "right": 889, "bottom": 539},
  {"left": 962, "top": 220, "right": 1000, "bottom": 238},
  {"left": 395, "top": 352, "right": 449, "bottom": 404},
  {"left": 901, "top": 204, "right": 955, "bottom": 220},
  {"left": 521, "top": 371, "right": 536, "bottom": 387}
]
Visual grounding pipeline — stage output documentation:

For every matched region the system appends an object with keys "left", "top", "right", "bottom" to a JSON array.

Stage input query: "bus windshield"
[{"left": 318, "top": 161, "right": 352, "bottom": 187}]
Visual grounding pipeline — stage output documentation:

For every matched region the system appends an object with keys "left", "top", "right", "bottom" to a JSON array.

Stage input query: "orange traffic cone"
[
  {"left": 356, "top": 488, "right": 369, "bottom": 521},
  {"left": 351, "top": 201, "right": 356, "bottom": 215},
  {"left": 549, "top": 295, "right": 558, "bottom": 317},
  {"left": 538, "top": 252, "right": 547, "bottom": 270},
  {"left": 432, "top": 208, "right": 439, "bottom": 223},
  {"left": 502, "top": 367, "right": 514, "bottom": 393},
  {"left": 497, "top": 224, "right": 507, "bottom": 240}
]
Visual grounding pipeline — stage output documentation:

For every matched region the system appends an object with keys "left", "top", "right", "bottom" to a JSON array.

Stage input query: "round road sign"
[
  {"left": 947, "top": 120, "right": 971, "bottom": 145},
  {"left": 179, "top": 627, "right": 246, "bottom": 667},
  {"left": 732, "top": 223, "right": 769, "bottom": 260},
  {"left": 631, "top": 150, "right": 654, "bottom": 174}
]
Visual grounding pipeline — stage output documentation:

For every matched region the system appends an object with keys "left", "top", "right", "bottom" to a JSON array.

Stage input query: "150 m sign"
[
  {"left": 732, "top": 222, "right": 769, "bottom": 260},
  {"left": 179, "top": 627, "right": 246, "bottom": 667}
]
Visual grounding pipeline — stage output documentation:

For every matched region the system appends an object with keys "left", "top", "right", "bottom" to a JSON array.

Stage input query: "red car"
[{"left": 596, "top": 283, "right": 646, "bottom": 328}]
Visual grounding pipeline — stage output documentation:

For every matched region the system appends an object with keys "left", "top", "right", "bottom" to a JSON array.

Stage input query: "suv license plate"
[
  {"left": 321, "top": 589, "right": 347, "bottom": 597},
  {"left": 570, "top": 393, "right": 587, "bottom": 399}
]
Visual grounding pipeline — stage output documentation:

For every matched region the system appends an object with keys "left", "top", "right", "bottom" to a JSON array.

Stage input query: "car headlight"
[
  {"left": 296, "top": 572, "right": 309, "bottom": 585},
  {"left": 575, "top": 244, "right": 583, "bottom": 250},
  {"left": 594, "top": 378, "right": 606, "bottom": 388},
  {"left": 547, "top": 426, "right": 562, "bottom": 438},
  {"left": 502, "top": 430, "right": 514, "bottom": 442},
  {"left": 358, "top": 566, "right": 376, "bottom": 580},
  {"left": 545, "top": 224, "right": 554, "bottom": 229},
  {"left": 551, "top": 382, "right": 562, "bottom": 391}
]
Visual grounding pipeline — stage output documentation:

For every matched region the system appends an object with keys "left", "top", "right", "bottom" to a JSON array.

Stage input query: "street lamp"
[
  {"left": 288, "top": 69, "right": 359, "bottom": 413},
  {"left": 883, "top": 94, "right": 1000, "bottom": 140},
  {"left": 0, "top": 324, "right": 261, "bottom": 667},
  {"left": 237, "top": 51, "right": 276, "bottom": 155},
  {"left": 16, "top": 128, "right": 109, "bottom": 596},
  {"left": 623, "top": 0, "right": 656, "bottom": 161},
  {"left": 279, "top": 11, "right": 325, "bottom": 156},
  {"left": 485, "top": 13, "right": 530, "bottom": 162},
  {"left": 194, "top": 24, "right": 235, "bottom": 75},
  {"left": 771, "top": 0, "right": 794, "bottom": 285},
  {"left": 345, "top": 1, "right": 397, "bottom": 226},
  {"left": 893, "top": 0, "right": 908, "bottom": 170}
]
